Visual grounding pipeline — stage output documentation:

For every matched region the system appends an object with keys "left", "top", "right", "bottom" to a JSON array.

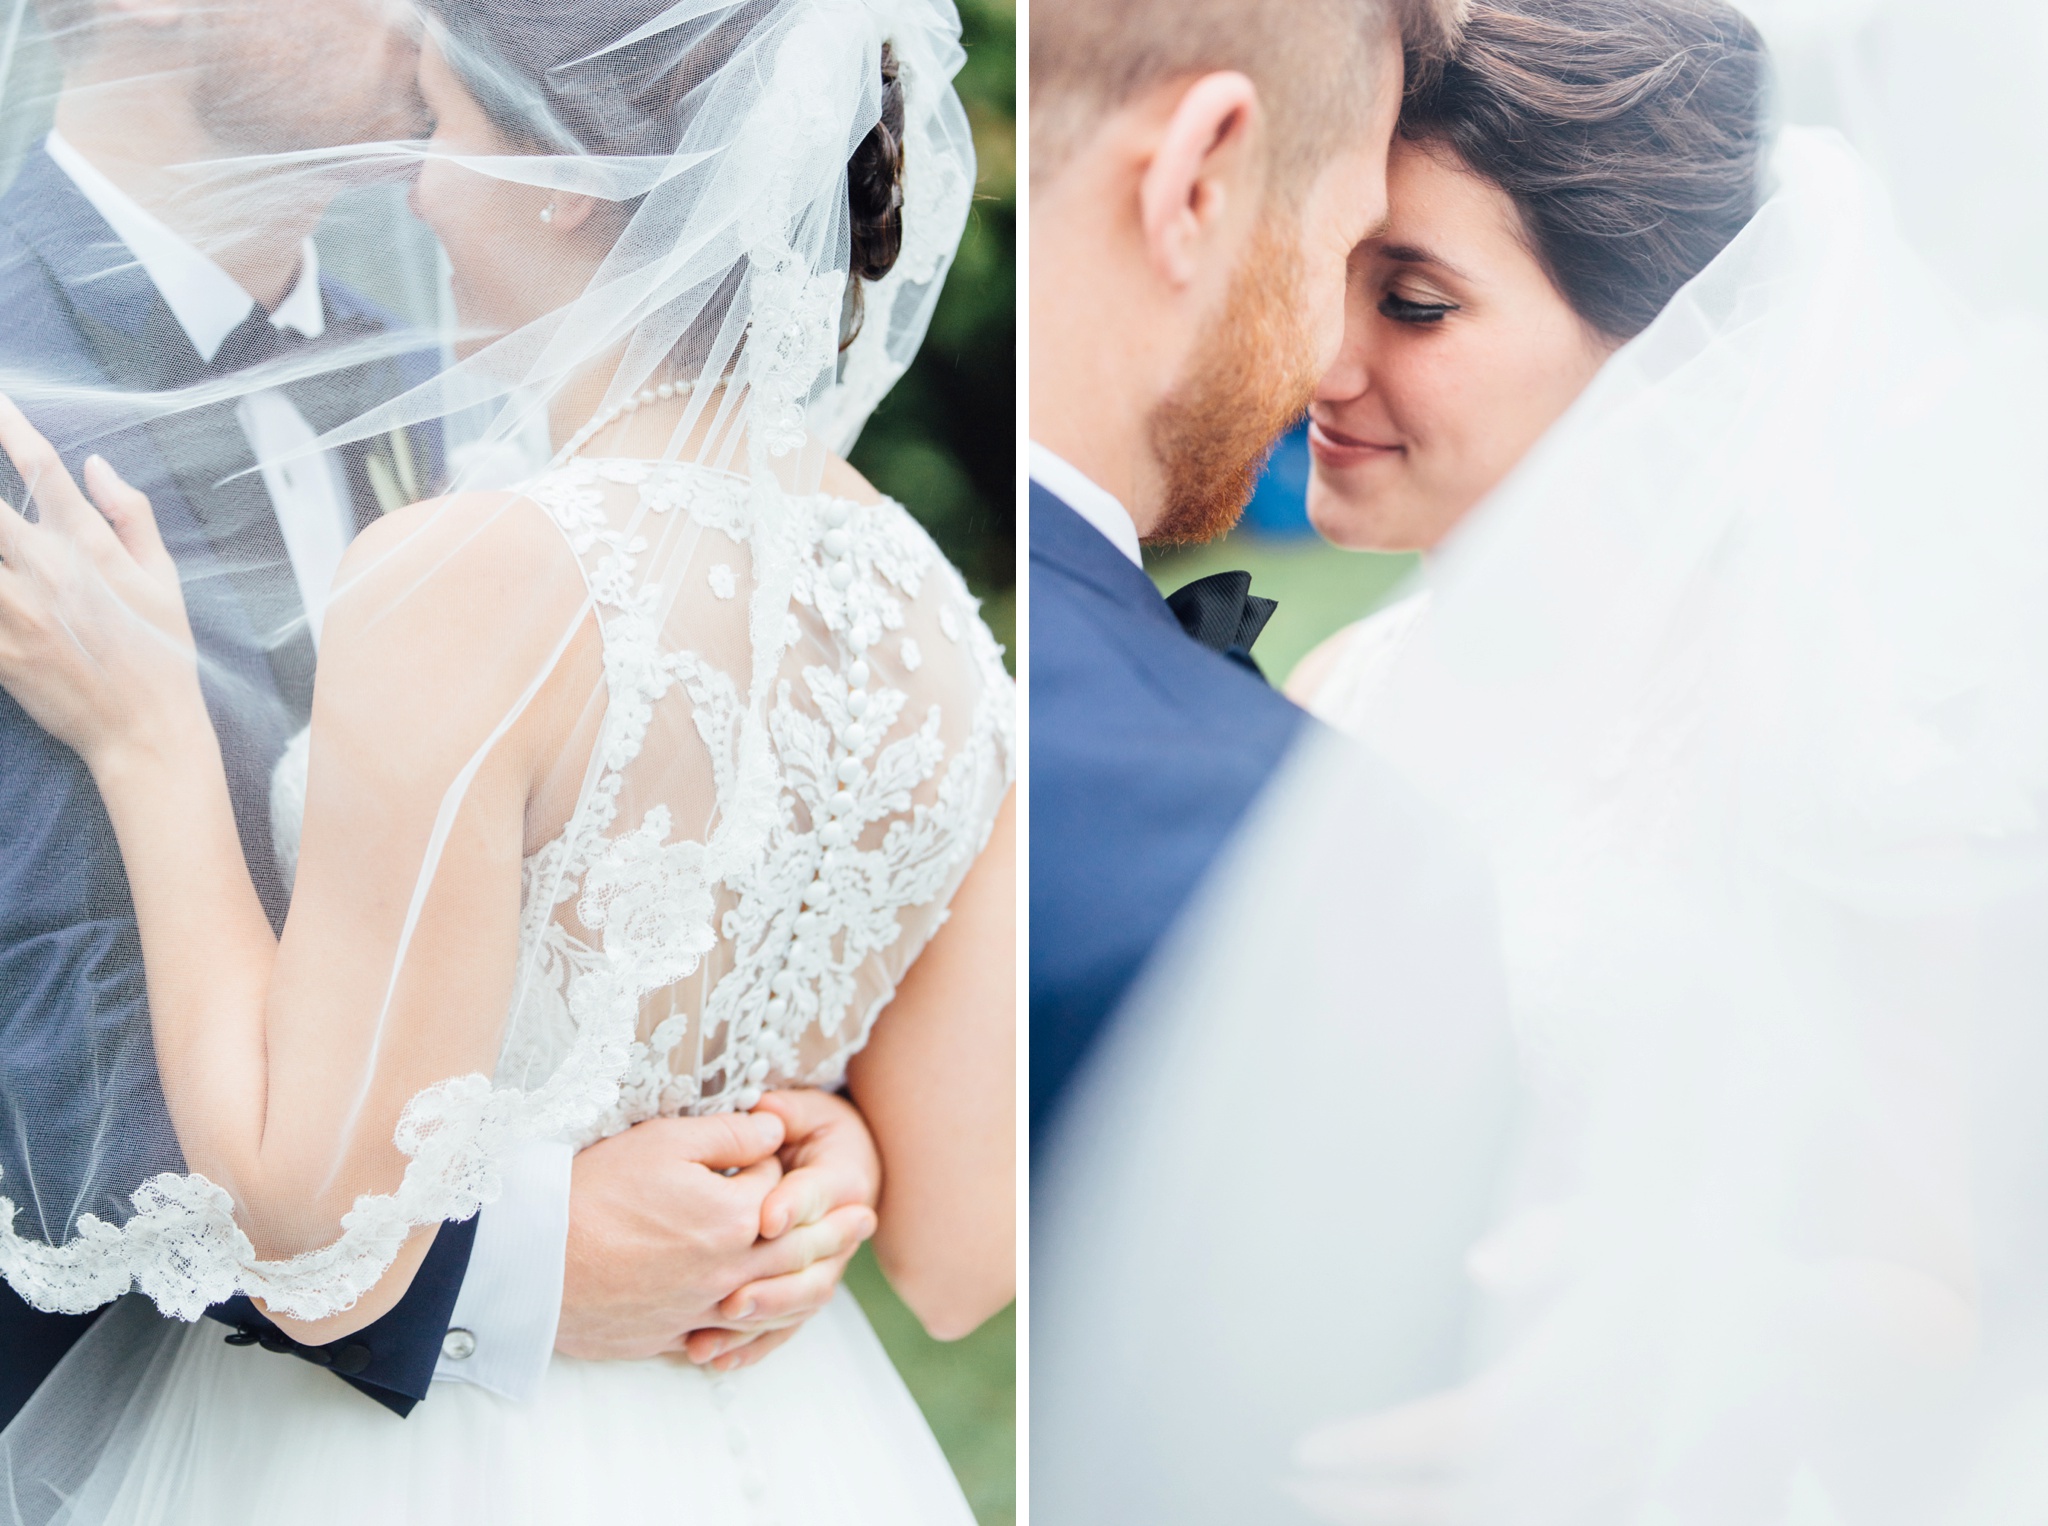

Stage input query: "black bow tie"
[
  {"left": 1166, "top": 570, "right": 1279, "bottom": 679},
  {"left": 202, "top": 308, "right": 395, "bottom": 437},
  {"left": 204, "top": 306, "right": 313, "bottom": 379}
]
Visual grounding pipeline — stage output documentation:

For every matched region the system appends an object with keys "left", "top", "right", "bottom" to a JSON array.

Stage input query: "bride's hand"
[{"left": 0, "top": 399, "right": 205, "bottom": 775}]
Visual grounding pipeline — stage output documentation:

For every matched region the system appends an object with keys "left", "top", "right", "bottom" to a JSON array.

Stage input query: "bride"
[
  {"left": 1287, "top": 0, "right": 1769, "bottom": 716},
  {"left": 0, "top": 0, "right": 1012, "bottom": 1521},
  {"left": 1038, "top": 1, "right": 2048, "bottom": 1521}
]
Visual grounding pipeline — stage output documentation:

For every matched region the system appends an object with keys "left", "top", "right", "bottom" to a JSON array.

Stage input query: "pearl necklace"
[{"left": 551, "top": 382, "right": 683, "bottom": 468}]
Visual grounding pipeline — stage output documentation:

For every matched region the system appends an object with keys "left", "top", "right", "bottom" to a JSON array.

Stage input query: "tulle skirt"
[{"left": 19, "top": 1291, "right": 974, "bottom": 1526}]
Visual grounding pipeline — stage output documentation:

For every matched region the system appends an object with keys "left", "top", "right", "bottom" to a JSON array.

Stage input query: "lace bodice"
[
  {"left": 276, "top": 458, "right": 1013, "bottom": 1147},
  {"left": 0, "top": 456, "right": 1009, "bottom": 1325}
]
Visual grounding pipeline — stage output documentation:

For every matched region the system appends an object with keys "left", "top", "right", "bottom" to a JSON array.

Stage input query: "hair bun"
[{"left": 848, "top": 43, "right": 908, "bottom": 285}]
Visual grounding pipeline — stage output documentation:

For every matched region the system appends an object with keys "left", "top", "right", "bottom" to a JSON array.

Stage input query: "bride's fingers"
[
  {"left": 720, "top": 1241, "right": 862, "bottom": 1328},
  {"left": 82, "top": 454, "right": 170, "bottom": 573},
  {"left": 0, "top": 491, "right": 34, "bottom": 573},
  {"left": 758, "top": 1165, "right": 838, "bottom": 1239},
  {"left": 726, "top": 1203, "right": 875, "bottom": 1311},
  {"left": 710, "top": 1325, "right": 801, "bottom": 1373},
  {"left": 0, "top": 397, "right": 102, "bottom": 540},
  {"left": 0, "top": 498, "right": 40, "bottom": 662},
  {"left": 680, "top": 1324, "right": 801, "bottom": 1373}
]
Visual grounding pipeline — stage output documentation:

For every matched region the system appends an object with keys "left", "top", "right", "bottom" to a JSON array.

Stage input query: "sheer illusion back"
[
  {"left": 274, "top": 455, "right": 1013, "bottom": 1154},
  {"left": 506, "top": 457, "right": 1010, "bottom": 1137}
]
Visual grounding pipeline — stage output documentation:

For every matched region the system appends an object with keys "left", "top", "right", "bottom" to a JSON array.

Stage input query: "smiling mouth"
[{"left": 1307, "top": 418, "right": 1404, "bottom": 469}]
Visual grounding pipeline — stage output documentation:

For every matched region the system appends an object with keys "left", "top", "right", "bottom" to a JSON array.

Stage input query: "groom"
[
  {"left": 1029, "top": 0, "right": 1463, "bottom": 1129},
  {"left": 0, "top": 0, "right": 876, "bottom": 1428}
]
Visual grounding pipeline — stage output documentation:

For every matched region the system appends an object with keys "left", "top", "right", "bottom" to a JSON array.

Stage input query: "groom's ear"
[{"left": 1138, "top": 72, "right": 1263, "bottom": 290}]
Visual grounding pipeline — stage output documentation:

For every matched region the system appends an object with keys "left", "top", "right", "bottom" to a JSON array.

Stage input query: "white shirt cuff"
[{"left": 432, "top": 1137, "right": 572, "bottom": 1402}]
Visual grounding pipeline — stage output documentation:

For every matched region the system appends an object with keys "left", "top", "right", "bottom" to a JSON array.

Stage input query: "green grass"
[
  {"left": 1144, "top": 533, "right": 1420, "bottom": 687},
  {"left": 845, "top": 1246, "right": 1015, "bottom": 1526}
]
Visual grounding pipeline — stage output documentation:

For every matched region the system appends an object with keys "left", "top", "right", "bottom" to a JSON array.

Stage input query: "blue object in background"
[{"left": 1241, "top": 420, "right": 1315, "bottom": 537}]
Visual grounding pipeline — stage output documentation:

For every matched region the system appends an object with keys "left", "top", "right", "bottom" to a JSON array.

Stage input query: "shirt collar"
[
  {"left": 1028, "top": 442, "right": 1142, "bottom": 569},
  {"left": 44, "top": 129, "right": 326, "bottom": 365}
]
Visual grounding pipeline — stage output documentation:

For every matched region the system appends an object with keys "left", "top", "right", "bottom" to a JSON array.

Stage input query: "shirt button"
[{"left": 441, "top": 1327, "right": 478, "bottom": 1361}]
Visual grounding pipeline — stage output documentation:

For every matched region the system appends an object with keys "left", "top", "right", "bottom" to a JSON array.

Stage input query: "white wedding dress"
[
  {"left": 1292, "top": 591, "right": 1430, "bottom": 735},
  {"left": 52, "top": 458, "right": 1012, "bottom": 1526}
]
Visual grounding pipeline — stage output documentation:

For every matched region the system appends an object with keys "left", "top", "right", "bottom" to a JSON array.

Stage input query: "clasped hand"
[
  {"left": 0, "top": 399, "right": 203, "bottom": 778},
  {"left": 558, "top": 1088, "right": 882, "bottom": 1372}
]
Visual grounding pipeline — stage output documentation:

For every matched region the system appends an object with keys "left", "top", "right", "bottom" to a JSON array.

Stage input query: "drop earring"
[{"left": 539, "top": 202, "right": 557, "bottom": 225}]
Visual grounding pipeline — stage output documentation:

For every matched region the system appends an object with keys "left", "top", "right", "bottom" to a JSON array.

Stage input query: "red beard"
[{"left": 1148, "top": 226, "right": 1318, "bottom": 545}]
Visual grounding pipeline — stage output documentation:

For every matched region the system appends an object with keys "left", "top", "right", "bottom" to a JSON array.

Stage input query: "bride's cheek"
[{"left": 412, "top": 162, "right": 480, "bottom": 248}]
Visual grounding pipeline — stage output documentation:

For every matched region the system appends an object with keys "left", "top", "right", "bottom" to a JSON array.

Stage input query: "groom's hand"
[
  {"left": 676, "top": 1088, "right": 883, "bottom": 1372},
  {"left": 554, "top": 1111, "right": 793, "bottom": 1362}
]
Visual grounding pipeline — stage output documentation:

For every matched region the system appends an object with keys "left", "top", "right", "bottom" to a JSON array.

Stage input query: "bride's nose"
[{"left": 1312, "top": 321, "right": 1375, "bottom": 408}]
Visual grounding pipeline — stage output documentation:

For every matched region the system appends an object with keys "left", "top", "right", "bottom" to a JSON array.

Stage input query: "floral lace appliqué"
[{"left": 0, "top": 457, "right": 1013, "bottom": 1324}]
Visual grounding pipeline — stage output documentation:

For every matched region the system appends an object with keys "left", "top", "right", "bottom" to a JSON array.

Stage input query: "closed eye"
[{"left": 1379, "top": 293, "right": 1457, "bottom": 325}]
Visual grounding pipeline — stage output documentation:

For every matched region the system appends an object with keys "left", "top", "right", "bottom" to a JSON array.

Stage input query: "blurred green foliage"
[{"left": 850, "top": 0, "right": 1015, "bottom": 671}]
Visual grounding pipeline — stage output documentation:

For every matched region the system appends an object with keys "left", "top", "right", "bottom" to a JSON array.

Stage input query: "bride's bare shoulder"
[
  {"left": 339, "top": 488, "right": 584, "bottom": 595},
  {"left": 319, "top": 489, "right": 595, "bottom": 717}
]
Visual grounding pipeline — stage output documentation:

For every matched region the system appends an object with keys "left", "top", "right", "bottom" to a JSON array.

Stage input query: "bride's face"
[
  {"left": 409, "top": 38, "right": 595, "bottom": 353},
  {"left": 1305, "top": 138, "right": 1616, "bottom": 552}
]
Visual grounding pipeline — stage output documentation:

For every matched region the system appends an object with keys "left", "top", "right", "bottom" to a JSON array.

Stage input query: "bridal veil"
[
  {"left": 0, "top": 0, "right": 990, "bottom": 1373},
  {"left": 1038, "top": 110, "right": 2048, "bottom": 1526}
]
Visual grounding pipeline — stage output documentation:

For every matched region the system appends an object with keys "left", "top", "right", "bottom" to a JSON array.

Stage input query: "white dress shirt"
[
  {"left": 1029, "top": 441, "right": 1144, "bottom": 568},
  {"left": 47, "top": 131, "right": 571, "bottom": 1401},
  {"left": 46, "top": 131, "right": 355, "bottom": 645}
]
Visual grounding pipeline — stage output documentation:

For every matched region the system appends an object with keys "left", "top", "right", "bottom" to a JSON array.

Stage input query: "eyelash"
[{"left": 1379, "top": 293, "right": 1457, "bottom": 325}]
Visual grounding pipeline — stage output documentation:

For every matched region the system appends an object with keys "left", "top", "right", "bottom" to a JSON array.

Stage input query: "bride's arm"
[
  {"left": 845, "top": 788, "right": 1016, "bottom": 1340},
  {"left": 0, "top": 405, "right": 594, "bottom": 1339}
]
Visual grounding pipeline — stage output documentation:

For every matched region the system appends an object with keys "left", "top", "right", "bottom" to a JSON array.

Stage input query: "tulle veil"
[
  {"left": 0, "top": 0, "right": 994, "bottom": 1507},
  {"left": 1037, "top": 73, "right": 2048, "bottom": 1526}
]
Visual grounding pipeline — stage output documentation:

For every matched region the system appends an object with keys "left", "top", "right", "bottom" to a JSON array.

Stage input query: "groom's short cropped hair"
[{"left": 1031, "top": 0, "right": 1467, "bottom": 189}]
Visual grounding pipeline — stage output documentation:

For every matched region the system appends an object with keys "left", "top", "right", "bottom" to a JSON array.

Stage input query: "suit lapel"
[
  {"left": 75, "top": 299, "right": 320, "bottom": 722},
  {"left": 1033, "top": 481, "right": 1287, "bottom": 710},
  {"left": 3, "top": 149, "right": 433, "bottom": 722},
  {"left": 0, "top": 147, "right": 295, "bottom": 921},
  {"left": 1029, "top": 482, "right": 1183, "bottom": 630},
  {"left": 4, "top": 150, "right": 372, "bottom": 722}
]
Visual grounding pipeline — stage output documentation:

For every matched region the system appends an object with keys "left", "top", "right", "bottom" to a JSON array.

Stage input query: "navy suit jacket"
[
  {"left": 1029, "top": 482, "right": 1311, "bottom": 1131},
  {"left": 0, "top": 146, "right": 469, "bottom": 1426}
]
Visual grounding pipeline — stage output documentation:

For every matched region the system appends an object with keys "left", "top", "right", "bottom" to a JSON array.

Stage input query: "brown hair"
[
  {"left": 1401, "top": 0, "right": 1768, "bottom": 340},
  {"left": 1031, "top": 0, "right": 1469, "bottom": 189},
  {"left": 842, "top": 42, "right": 907, "bottom": 343},
  {"left": 424, "top": 0, "right": 906, "bottom": 290}
]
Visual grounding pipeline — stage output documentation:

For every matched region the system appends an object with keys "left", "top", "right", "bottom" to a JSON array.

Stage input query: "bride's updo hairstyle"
[
  {"left": 421, "top": 0, "right": 908, "bottom": 325},
  {"left": 1402, "top": 0, "right": 1769, "bottom": 340}
]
